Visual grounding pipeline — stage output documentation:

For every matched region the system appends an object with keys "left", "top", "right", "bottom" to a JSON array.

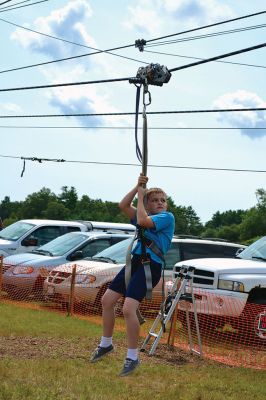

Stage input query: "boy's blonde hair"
[{"left": 144, "top": 187, "right": 167, "bottom": 202}]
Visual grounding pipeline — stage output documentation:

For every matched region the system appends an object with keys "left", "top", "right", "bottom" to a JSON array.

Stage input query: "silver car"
[{"left": 2, "top": 231, "right": 131, "bottom": 298}]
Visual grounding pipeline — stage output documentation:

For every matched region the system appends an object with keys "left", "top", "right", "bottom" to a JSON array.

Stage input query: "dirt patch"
[{"left": 0, "top": 335, "right": 209, "bottom": 367}]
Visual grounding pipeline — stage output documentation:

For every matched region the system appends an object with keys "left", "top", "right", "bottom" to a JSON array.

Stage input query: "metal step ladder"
[{"left": 140, "top": 266, "right": 202, "bottom": 356}]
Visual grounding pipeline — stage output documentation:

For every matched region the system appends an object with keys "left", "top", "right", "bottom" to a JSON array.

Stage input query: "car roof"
[
  {"left": 172, "top": 236, "right": 244, "bottom": 247},
  {"left": 20, "top": 219, "right": 85, "bottom": 226}
]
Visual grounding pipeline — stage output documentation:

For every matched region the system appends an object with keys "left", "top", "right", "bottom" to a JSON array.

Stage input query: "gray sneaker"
[
  {"left": 119, "top": 358, "right": 140, "bottom": 377},
  {"left": 90, "top": 345, "right": 114, "bottom": 363}
]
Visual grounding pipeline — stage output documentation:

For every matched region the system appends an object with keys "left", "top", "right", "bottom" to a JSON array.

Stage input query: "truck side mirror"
[{"left": 21, "top": 238, "right": 38, "bottom": 247}]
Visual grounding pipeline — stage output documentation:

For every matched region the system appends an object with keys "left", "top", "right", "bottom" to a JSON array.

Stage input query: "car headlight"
[
  {"left": 218, "top": 279, "right": 244, "bottom": 292},
  {"left": 12, "top": 266, "right": 34, "bottom": 275},
  {"left": 75, "top": 274, "right": 96, "bottom": 284}
]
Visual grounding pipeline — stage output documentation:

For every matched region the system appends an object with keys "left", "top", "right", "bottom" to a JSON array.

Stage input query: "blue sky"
[{"left": 0, "top": 0, "right": 265, "bottom": 223}]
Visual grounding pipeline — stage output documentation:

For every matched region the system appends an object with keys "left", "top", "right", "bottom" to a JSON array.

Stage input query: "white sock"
[
  {"left": 127, "top": 348, "right": 138, "bottom": 361},
  {"left": 100, "top": 336, "right": 112, "bottom": 348}
]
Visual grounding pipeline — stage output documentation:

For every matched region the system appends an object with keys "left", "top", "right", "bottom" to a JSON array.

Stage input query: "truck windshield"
[
  {"left": 0, "top": 221, "right": 35, "bottom": 241},
  {"left": 238, "top": 236, "right": 266, "bottom": 262},
  {"left": 32, "top": 232, "right": 90, "bottom": 257}
]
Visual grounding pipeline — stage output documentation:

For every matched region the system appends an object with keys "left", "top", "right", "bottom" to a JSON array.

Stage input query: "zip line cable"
[
  {"left": 0, "top": 0, "right": 48, "bottom": 13},
  {"left": 0, "top": 10, "right": 265, "bottom": 75},
  {"left": 145, "top": 24, "right": 266, "bottom": 47},
  {"left": 168, "top": 42, "right": 266, "bottom": 72},
  {"left": 0, "top": 76, "right": 133, "bottom": 92},
  {"left": 0, "top": 154, "right": 265, "bottom": 174},
  {"left": 0, "top": 108, "right": 265, "bottom": 119},
  {"left": 0, "top": 125, "right": 265, "bottom": 130},
  {"left": 0, "top": 18, "right": 149, "bottom": 66},
  {"left": 0, "top": 41, "right": 265, "bottom": 92},
  {"left": 144, "top": 49, "right": 266, "bottom": 69}
]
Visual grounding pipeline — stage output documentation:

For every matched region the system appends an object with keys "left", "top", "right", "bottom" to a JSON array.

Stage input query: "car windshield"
[
  {"left": 0, "top": 221, "right": 35, "bottom": 241},
  {"left": 90, "top": 238, "right": 134, "bottom": 264},
  {"left": 31, "top": 232, "right": 90, "bottom": 257},
  {"left": 237, "top": 236, "right": 266, "bottom": 262}
]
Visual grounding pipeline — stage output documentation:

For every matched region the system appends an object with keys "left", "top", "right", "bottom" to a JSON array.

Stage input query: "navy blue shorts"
[{"left": 109, "top": 254, "right": 162, "bottom": 302}]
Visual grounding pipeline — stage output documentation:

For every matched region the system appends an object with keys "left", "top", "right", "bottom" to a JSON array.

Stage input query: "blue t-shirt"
[{"left": 131, "top": 211, "right": 175, "bottom": 264}]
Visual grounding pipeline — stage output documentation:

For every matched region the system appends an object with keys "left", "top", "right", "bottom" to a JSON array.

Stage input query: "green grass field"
[{"left": 1, "top": 301, "right": 266, "bottom": 400}]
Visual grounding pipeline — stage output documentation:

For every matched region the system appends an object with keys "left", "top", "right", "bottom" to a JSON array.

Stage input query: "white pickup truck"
[
  {"left": 174, "top": 236, "right": 266, "bottom": 340},
  {"left": 0, "top": 219, "right": 135, "bottom": 258}
]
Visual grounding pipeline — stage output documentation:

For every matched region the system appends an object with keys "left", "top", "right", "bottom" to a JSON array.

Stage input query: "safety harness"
[{"left": 125, "top": 224, "right": 165, "bottom": 299}]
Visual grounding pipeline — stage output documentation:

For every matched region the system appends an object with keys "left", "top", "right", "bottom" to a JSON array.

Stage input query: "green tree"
[
  {"left": 42, "top": 201, "right": 70, "bottom": 220},
  {"left": 167, "top": 197, "right": 202, "bottom": 235},
  {"left": 0, "top": 196, "right": 22, "bottom": 221},
  {"left": 59, "top": 186, "right": 78, "bottom": 211},
  {"left": 19, "top": 188, "right": 57, "bottom": 219},
  {"left": 205, "top": 209, "right": 246, "bottom": 229}
]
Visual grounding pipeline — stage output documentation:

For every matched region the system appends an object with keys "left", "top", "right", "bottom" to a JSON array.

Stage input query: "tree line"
[{"left": 1, "top": 186, "right": 266, "bottom": 244}]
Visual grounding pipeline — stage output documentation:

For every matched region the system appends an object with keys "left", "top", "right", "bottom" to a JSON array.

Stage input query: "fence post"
[
  {"left": 68, "top": 264, "right": 77, "bottom": 317},
  {"left": 0, "top": 255, "right": 3, "bottom": 298}
]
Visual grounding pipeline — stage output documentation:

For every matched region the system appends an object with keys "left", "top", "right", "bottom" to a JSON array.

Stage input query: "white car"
[
  {"left": 44, "top": 236, "right": 245, "bottom": 313},
  {"left": 0, "top": 219, "right": 89, "bottom": 257}
]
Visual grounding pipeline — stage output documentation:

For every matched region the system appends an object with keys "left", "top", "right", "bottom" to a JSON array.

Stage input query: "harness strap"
[{"left": 143, "top": 260, "right": 153, "bottom": 300}]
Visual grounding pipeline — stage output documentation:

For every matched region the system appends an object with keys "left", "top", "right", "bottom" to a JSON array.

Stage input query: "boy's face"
[{"left": 146, "top": 192, "right": 167, "bottom": 215}]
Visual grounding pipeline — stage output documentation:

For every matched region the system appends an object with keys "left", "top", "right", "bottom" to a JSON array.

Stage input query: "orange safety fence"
[{"left": 1, "top": 261, "right": 266, "bottom": 369}]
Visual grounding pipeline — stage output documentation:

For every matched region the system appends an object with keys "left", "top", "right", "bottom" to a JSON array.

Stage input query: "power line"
[
  {"left": 0, "top": 154, "right": 265, "bottom": 174},
  {"left": 0, "top": 125, "right": 265, "bottom": 130},
  {"left": 0, "top": 10, "right": 265, "bottom": 75},
  {"left": 0, "top": 108, "right": 265, "bottom": 118},
  {"left": 145, "top": 10, "right": 266, "bottom": 44},
  {"left": 0, "top": 0, "right": 13, "bottom": 6},
  {"left": 0, "top": 0, "right": 48, "bottom": 13},
  {"left": 0, "top": 17, "right": 148, "bottom": 66},
  {"left": 0, "top": 0, "right": 32, "bottom": 11},
  {"left": 146, "top": 24, "right": 266, "bottom": 47},
  {"left": 0, "top": 0, "right": 11, "bottom": 8},
  {"left": 144, "top": 49, "right": 266, "bottom": 69},
  {"left": 0, "top": 41, "right": 264, "bottom": 92}
]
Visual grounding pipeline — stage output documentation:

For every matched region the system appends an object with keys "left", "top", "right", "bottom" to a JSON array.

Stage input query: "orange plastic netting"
[{"left": 1, "top": 260, "right": 265, "bottom": 369}]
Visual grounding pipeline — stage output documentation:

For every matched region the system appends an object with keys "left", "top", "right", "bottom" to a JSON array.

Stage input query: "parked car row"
[{"left": 2, "top": 228, "right": 245, "bottom": 309}]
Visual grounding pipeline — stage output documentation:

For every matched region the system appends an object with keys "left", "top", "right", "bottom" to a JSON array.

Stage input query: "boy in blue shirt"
[{"left": 91, "top": 174, "right": 175, "bottom": 376}]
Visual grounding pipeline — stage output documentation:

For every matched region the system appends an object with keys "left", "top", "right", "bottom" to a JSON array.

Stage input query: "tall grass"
[{"left": 1, "top": 302, "right": 266, "bottom": 400}]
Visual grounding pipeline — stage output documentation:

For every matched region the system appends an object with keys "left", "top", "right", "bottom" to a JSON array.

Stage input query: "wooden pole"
[{"left": 68, "top": 264, "right": 76, "bottom": 317}]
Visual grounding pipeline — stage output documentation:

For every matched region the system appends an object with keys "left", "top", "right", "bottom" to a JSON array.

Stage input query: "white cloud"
[
  {"left": 0, "top": 103, "right": 21, "bottom": 112},
  {"left": 123, "top": 0, "right": 233, "bottom": 35},
  {"left": 10, "top": 0, "right": 130, "bottom": 127},
  {"left": 164, "top": 0, "right": 233, "bottom": 26},
  {"left": 11, "top": 0, "right": 95, "bottom": 59},
  {"left": 123, "top": 0, "right": 163, "bottom": 36},
  {"left": 213, "top": 90, "right": 266, "bottom": 139}
]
